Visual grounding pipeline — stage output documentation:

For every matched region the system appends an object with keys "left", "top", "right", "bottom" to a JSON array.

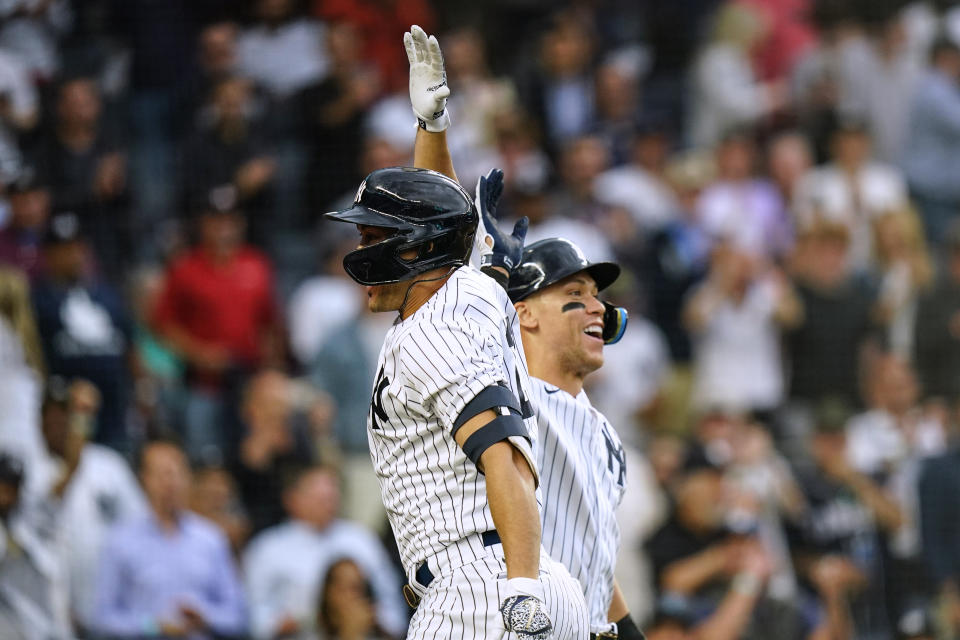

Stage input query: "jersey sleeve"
[{"left": 397, "top": 318, "right": 510, "bottom": 431}]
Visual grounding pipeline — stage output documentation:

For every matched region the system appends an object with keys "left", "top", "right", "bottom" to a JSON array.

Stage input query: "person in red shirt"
[{"left": 153, "top": 184, "right": 282, "bottom": 462}]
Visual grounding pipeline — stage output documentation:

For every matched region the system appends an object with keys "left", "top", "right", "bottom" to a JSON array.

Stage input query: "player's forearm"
[
  {"left": 482, "top": 441, "right": 541, "bottom": 579},
  {"left": 413, "top": 128, "right": 457, "bottom": 181}
]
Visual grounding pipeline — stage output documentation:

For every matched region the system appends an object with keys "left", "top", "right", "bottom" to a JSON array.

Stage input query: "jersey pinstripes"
[
  {"left": 531, "top": 379, "right": 627, "bottom": 627},
  {"left": 367, "top": 265, "right": 538, "bottom": 575}
]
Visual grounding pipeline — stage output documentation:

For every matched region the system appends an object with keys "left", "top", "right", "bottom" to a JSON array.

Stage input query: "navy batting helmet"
[
  {"left": 325, "top": 167, "right": 477, "bottom": 285},
  {"left": 508, "top": 238, "right": 620, "bottom": 302},
  {"left": 508, "top": 238, "right": 627, "bottom": 344}
]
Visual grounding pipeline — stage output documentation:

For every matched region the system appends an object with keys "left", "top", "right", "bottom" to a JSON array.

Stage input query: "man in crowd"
[
  {"left": 38, "top": 378, "right": 147, "bottom": 634},
  {"left": 0, "top": 450, "right": 71, "bottom": 640},
  {"left": 243, "top": 466, "right": 405, "bottom": 639},
  {"left": 903, "top": 38, "right": 960, "bottom": 245},
  {"left": 31, "top": 212, "right": 132, "bottom": 451},
  {"left": 230, "top": 370, "right": 317, "bottom": 534},
  {"left": 92, "top": 437, "right": 247, "bottom": 639},
  {"left": 645, "top": 453, "right": 784, "bottom": 640},
  {"left": 914, "top": 222, "right": 960, "bottom": 401},
  {"left": 153, "top": 185, "right": 282, "bottom": 462},
  {"left": 0, "top": 167, "right": 51, "bottom": 280}
]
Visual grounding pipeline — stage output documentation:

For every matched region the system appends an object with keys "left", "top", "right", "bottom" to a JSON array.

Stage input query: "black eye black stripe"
[{"left": 561, "top": 302, "right": 586, "bottom": 313}]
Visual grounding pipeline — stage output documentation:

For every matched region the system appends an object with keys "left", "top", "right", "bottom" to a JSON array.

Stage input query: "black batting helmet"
[
  {"left": 508, "top": 238, "right": 620, "bottom": 302},
  {"left": 325, "top": 167, "right": 478, "bottom": 285}
]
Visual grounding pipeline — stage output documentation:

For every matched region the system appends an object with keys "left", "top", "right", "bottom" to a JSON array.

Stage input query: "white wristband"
[
  {"left": 504, "top": 577, "right": 545, "bottom": 602},
  {"left": 415, "top": 108, "right": 451, "bottom": 133}
]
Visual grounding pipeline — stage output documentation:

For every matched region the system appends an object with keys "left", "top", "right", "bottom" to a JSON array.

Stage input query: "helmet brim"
[
  {"left": 325, "top": 204, "right": 410, "bottom": 229},
  {"left": 585, "top": 262, "right": 621, "bottom": 293}
]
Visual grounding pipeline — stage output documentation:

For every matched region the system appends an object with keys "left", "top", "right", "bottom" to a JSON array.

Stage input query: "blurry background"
[{"left": 3, "top": 0, "right": 960, "bottom": 638}]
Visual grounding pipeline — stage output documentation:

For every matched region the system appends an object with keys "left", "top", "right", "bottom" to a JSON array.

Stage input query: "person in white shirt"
[
  {"left": 36, "top": 379, "right": 147, "bottom": 633},
  {"left": 683, "top": 241, "right": 801, "bottom": 413},
  {"left": 243, "top": 466, "right": 406, "bottom": 640},
  {"left": 793, "top": 117, "right": 909, "bottom": 271},
  {"left": 237, "top": 0, "right": 328, "bottom": 99}
]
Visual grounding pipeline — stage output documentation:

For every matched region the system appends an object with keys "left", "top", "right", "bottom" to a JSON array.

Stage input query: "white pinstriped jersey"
[
  {"left": 367, "top": 265, "right": 539, "bottom": 574},
  {"left": 532, "top": 378, "right": 627, "bottom": 627}
]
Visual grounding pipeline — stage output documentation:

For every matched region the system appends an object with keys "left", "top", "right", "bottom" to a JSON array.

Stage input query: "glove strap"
[{"left": 416, "top": 109, "right": 451, "bottom": 133}]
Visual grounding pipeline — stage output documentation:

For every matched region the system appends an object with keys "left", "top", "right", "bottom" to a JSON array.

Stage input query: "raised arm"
[{"left": 405, "top": 25, "right": 456, "bottom": 180}]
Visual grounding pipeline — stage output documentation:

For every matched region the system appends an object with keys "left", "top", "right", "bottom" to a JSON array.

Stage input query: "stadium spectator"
[
  {"left": 913, "top": 223, "right": 960, "bottom": 401},
  {"left": 0, "top": 49, "right": 39, "bottom": 186},
  {"left": 645, "top": 451, "right": 797, "bottom": 640},
  {"left": 593, "top": 122, "right": 679, "bottom": 235},
  {"left": 684, "top": 241, "right": 800, "bottom": 413},
  {"left": 789, "top": 399, "right": 902, "bottom": 640},
  {"left": 92, "top": 437, "right": 247, "bottom": 639},
  {"left": 696, "top": 129, "right": 791, "bottom": 259},
  {"left": 792, "top": 116, "right": 910, "bottom": 272},
  {"left": 153, "top": 186, "right": 282, "bottom": 461},
  {"left": 903, "top": 37, "right": 960, "bottom": 245},
  {"left": 312, "top": 0, "right": 435, "bottom": 94},
  {"left": 845, "top": 354, "right": 944, "bottom": 622},
  {"left": 310, "top": 299, "right": 393, "bottom": 531},
  {"left": 189, "top": 464, "right": 250, "bottom": 555},
  {"left": 591, "top": 55, "right": 642, "bottom": 166},
  {"left": 785, "top": 220, "right": 875, "bottom": 409},
  {"left": 0, "top": 450, "right": 72, "bottom": 639},
  {"left": 525, "top": 135, "right": 615, "bottom": 262},
  {"left": 0, "top": 167, "right": 52, "bottom": 280},
  {"left": 31, "top": 76, "right": 130, "bottom": 275},
  {"left": 314, "top": 558, "right": 397, "bottom": 640},
  {"left": 231, "top": 370, "right": 316, "bottom": 534},
  {"left": 243, "top": 466, "right": 406, "bottom": 639},
  {"left": 0, "top": 267, "right": 46, "bottom": 489},
  {"left": 180, "top": 77, "right": 276, "bottom": 246},
  {"left": 128, "top": 265, "right": 183, "bottom": 430},
  {"left": 918, "top": 434, "right": 960, "bottom": 639},
  {"left": 298, "top": 20, "right": 380, "bottom": 218},
  {"left": 869, "top": 209, "right": 934, "bottom": 359},
  {"left": 843, "top": 11, "right": 923, "bottom": 165},
  {"left": 287, "top": 236, "right": 364, "bottom": 367},
  {"left": 517, "top": 11, "right": 598, "bottom": 153},
  {"left": 237, "top": 0, "right": 328, "bottom": 100},
  {"left": 440, "top": 25, "right": 517, "bottom": 190},
  {"left": 0, "top": 0, "right": 68, "bottom": 82},
  {"left": 765, "top": 130, "right": 813, "bottom": 205},
  {"left": 31, "top": 212, "right": 132, "bottom": 451},
  {"left": 687, "top": 3, "right": 788, "bottom": 148},
  {"left": 38, "top": 378, "right": 147, "bottom": 634}
]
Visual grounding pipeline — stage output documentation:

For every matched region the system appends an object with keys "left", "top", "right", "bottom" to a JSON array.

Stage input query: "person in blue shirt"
[{"left": 92, "top": 437, "right": 247, "bottom": 639}]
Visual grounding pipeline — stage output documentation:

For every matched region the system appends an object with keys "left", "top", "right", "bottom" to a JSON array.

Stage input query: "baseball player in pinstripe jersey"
[
  {"left": 406, "top": 24, "right": 645, "bottom": 640},
  {"left": 322, "top": 26, "right": 589, "bottom": 640}
]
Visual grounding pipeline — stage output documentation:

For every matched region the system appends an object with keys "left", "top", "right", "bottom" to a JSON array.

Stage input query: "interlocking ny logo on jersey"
[
  {"left": 371, "top": 365, "right": 390, "bottom": 430},
  {"left": 601, "top": 425, "right": 626, "bottom": 487}
]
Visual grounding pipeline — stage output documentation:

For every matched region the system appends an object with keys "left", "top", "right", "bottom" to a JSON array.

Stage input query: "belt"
[
  {"left": 590, "top": 633, "right": 618, "bottom": 640},
  {"left": 403, "top": 530, "right": 501, "bottom": 607}
]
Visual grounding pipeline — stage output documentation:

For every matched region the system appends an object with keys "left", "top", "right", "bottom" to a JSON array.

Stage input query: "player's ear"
[{"left": 515, "top": 301, "right": 538, "bottom": 330}]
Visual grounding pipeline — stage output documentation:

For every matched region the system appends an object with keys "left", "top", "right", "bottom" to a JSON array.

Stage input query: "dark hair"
[
  {"left": 317, "top": 558, "right": 387, "bottom": 638},
  {"left": 133, "top": 433, "right": 187, "bottom": 474}
]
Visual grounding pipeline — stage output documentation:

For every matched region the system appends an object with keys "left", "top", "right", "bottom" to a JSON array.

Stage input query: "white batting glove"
[
  {"left": 404, "top": 24, "right": 451, "bottom": 132},
  {"left": 500, "top": 578, "right": 553, "bottom": 640}
]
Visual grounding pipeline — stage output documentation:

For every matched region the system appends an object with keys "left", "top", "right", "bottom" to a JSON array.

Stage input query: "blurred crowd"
[{"left": 5, "top": 0, "right": 960, "bottom": 639}]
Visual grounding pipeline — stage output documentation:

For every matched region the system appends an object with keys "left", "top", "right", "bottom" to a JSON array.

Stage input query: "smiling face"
[{"left": 517, "top": 272, "right": 606, "bottom": 380}]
